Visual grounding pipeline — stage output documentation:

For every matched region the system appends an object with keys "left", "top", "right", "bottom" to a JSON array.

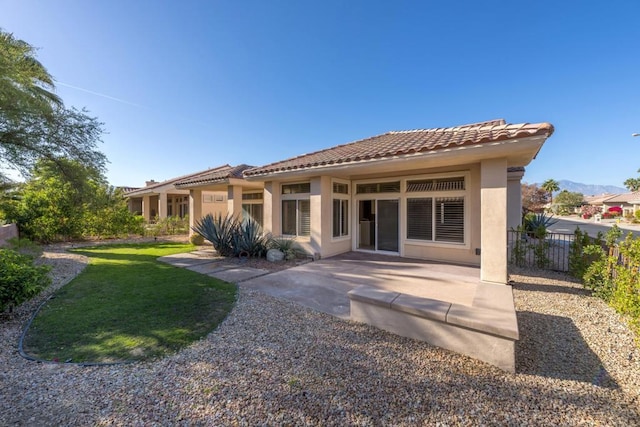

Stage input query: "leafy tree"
[
  {"left": 521, "top": 182, "right": 549, "bottom": 213},
  {"left": 0, "top": 29, "right": 106, "bottom": 182},
  {"left": 553, "top": 190, "right": 584, "bottom": 213},
  {"left": 1, "top": 159, "right": 141, "bottom": 242},
  {"left": 624, "top": 169, "right": 640, "bottom": 192},
  {"left": 541, "top": 179, "right": 560, "bottom": 205}
]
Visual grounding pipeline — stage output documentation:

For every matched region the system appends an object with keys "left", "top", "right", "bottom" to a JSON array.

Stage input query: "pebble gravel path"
[{"left": 0, "top": 248, "right": 639, "bottom": 425}]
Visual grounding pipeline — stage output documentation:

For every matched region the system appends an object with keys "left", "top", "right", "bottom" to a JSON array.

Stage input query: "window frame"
[
  {"left": 403, "top": 172, "right": 469, "bottom": 248},
  {"left": 332, "top": 179, "right": 350, "bottom": 240},
  {"left": 281, "top": 182, "right": 311, "bottom": 237}
]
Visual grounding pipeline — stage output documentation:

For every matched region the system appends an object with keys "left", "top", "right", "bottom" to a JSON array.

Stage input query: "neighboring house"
[
  {"left": 584, "top": 192, "right": 640, "bottom": 216},
  {"left": 124, "top": 166, "right": 234, "bottom": 222},
  {"left": 601, "top": 192, "right": 640, "bottom": 216},
  {"left": 173, "top": 164, "right": 261, "bottom": 226},
  {"left": 179, "top": 119, "right": 554, "bottom": 285}
]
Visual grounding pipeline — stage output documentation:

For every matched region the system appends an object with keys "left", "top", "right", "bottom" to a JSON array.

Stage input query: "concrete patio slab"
[{"left": 240, "top": 252, "right": 481, "bottom": 319}]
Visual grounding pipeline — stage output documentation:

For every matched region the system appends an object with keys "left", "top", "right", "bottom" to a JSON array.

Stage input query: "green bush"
[
  {"left": 0, "top": 248, "right": 51, "bottom": 313},
  {"left": 582, "top": 228, "right": 640, "bottom": 338},
  {"left": 146, "top": 215, "right": 190, "bottom": 237},
  {"left": 189, "top": 233, "right": 205, "bottom": 245},
  {"left": 568, "top": 227, "right": 604, "bottom": 279}
]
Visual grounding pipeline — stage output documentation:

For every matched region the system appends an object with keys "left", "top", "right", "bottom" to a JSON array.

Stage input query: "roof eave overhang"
[
  {"left": 124, "top": 183, "right": 189, "bottom": 197},
  {"left": 174, "top": 177, "right": 263, "bottom": 191},
  {"left": 244, "top": 135, "right": 548, "bottom": 181}
]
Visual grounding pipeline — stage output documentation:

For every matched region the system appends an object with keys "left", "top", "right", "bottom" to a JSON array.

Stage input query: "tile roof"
[
  {"left": 602, "top": 191, "right": 640, "bottom": 203},
  {"left": 175, "top": 164, "right": 254, "bottom": 187},
  {"left": 244, "top": 119, "right": 554, "bottom": 177},
  {"left": 124, "top": 165, "right": 233, "bottom": 196},
  {"left": 583, "top": 194, "right": 618, "bottom": 204}
]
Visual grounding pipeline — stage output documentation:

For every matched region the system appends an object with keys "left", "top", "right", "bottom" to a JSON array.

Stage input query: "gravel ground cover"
[{"left": 0, "top": 247, "right": 639, "bottom": 425}]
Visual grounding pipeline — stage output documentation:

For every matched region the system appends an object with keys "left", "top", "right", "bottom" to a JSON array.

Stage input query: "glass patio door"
[{"left": 357, "top": 199, "right": 399, "bottom": 252}]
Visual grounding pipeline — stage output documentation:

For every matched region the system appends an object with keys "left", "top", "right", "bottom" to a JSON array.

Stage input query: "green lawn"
[{"left": 23, "top": 242, "right": 236, "bottom": 363}]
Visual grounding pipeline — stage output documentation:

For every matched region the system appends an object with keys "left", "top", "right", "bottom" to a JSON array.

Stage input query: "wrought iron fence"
[{"left": 507, "top": 229, "right": 575, "bottom": 272}]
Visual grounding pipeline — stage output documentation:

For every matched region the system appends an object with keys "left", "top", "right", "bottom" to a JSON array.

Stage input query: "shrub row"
[
  {"left": 0, "top": 245, "right": 50, "bottom": 313},
  {"left": 569, "top": 226, "right": 640, "bottom": 337}
]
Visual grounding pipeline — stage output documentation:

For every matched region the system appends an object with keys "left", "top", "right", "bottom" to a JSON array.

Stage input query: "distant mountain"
[{"left": 549, "top": 180, "right": 627, "bottom": 196}]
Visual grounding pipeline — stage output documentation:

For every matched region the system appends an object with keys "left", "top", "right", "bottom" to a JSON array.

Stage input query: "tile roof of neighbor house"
[
  {"left": 174, "top": 164, "right": 254, "bottom": 187},
  {"left": 584, "top": 194, "right": 618, "bottom": 204},
  {"left": 124, "top": 165, "right": 234, "bottom": 196},
  {"left": 602, "top": 191, "right": 640, "bottom": 203},
  {"left": 244, "top": 119, "right": 554, "bottom": 177}
]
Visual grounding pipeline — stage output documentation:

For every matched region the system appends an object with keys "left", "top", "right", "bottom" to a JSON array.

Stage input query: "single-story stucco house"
[
  {"left": 600, "top": 192, "right": 640, "bottom": 216},
  {"left": 124, "top": 165, "right": 237, "bottom": 222},
  {"left": 177, "top": 119, "right": 554, "bottom": 285}
]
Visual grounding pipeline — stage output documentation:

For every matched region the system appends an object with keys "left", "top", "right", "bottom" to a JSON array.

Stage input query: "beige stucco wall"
[{"left": 260, "top": 163, "right": 489, "bottom": 264}]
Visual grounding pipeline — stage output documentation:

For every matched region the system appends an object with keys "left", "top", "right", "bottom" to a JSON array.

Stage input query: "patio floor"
[{"left": 240, "top": 251, "right": 482, "bottom": 319}]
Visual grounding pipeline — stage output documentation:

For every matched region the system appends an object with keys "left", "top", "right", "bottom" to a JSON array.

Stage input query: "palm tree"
[
  {"left": 541, "top": 179, "right": 560, "bottom": 206},
  {"left": 0, "top": 30, "right": 62, "bottom": 119},
  {"left": 624, "top": 169, "right": 640, "bottom": 192}
]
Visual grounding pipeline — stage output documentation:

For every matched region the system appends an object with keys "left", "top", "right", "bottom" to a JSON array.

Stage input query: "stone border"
[{"left": 348, "top": 283, "right": 519, "bottom": 372}]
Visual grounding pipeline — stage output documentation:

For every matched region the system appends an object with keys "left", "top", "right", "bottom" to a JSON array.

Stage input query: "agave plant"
[
  {"left": 523, "top": 212, "right": 558, "bottom": 239},
  {"left": 233, "top": 218, "right": 268, "bottom": 258},
  {"left": 191, "top": 213, "right": 239, "bottom": 257}
]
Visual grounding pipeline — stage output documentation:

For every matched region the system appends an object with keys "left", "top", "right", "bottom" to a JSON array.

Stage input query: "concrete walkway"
[
  {"left": 158, "top": 249, "right": 271, "bottom": 283},
  {"left": 161, "top": 250, "right": 481, "bottom": 320}
]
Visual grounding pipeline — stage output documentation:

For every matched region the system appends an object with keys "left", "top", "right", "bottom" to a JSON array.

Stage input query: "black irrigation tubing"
[{"left": 18, "top": 294, "right": 135, "bottom": 367}]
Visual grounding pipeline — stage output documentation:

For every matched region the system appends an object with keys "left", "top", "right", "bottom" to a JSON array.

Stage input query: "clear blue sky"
[{"left": 3, "top": 0, "right": 640, "bottom": 189}]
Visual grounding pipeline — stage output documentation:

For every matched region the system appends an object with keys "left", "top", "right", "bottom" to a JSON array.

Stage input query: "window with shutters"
[
  {"left": 281, "top": 182, "right": 310, "bottom": 237},
  {"left": 405, "top": 175, "right": 466, "bottom": 244}
]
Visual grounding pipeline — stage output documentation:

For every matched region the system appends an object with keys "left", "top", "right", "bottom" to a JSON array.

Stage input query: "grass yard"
[{"left": 23, "top": 242, "right": 236, "bottom": 363}]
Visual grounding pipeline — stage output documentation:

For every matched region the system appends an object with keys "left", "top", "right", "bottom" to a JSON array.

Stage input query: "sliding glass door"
[{"left": 357, "top": 199, "right": 399, "bottom": 252}]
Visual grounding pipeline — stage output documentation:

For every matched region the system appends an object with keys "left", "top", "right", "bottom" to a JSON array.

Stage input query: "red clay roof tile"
[{"left": 244, "top": 119, "right": 554, "bottom": 177}]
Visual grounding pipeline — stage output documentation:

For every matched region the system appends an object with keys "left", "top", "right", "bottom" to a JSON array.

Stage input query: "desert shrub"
[
  {"left": 146, "top": 215, "right": 190, "bottom": 237},
  {"left": 0, "top": 248, "right": 51, "bottom": 313},
  {"left": 84, "top": 207, "right": 145, "bottom": 238},
  {"left": 569, "top": 227, "right": 605, "bottom": 279},
  {"left": 5, "top": 237, "right": 43, "bottom": 258},
  {"left": 189, "top": 233, "right": 205, "bottom": 245},
  {"left": 268, "top": 236, "right": 307, "bottom": 260},
  {"left": 582, "top": 227, "right": 640, "bottom": 337}
]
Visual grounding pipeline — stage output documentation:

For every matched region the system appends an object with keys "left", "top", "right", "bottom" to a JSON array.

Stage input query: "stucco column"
[
  {"left": 481, "top": 158, "right": 508, "bottom": 284},
  {"left": 309, "top": 177, "right": 325, "bottom": 257},
  {"left": 142, "top": 195, "right": 152, "bottom": 222},
  {"left": 263, "top": 182, "right": 275, "bottom": 235},
  {"left": 158, "top": 193, "right": 168, "bottom": 219},
  {"left": 507, "top": 168, "right": 525, "bottom": 230},
  {"left": 189, "top": 189, "right": 202, "bottom": 236},
  {"left": 227, "top": 185, "right": 243, "bottom": 219}
]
